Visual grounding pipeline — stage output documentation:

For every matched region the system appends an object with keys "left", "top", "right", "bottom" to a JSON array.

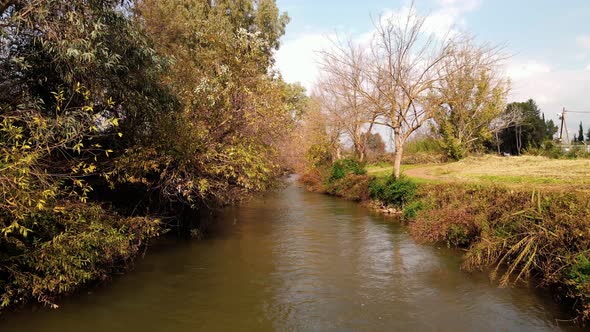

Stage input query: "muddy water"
[{"left": 0, "top": 177, "right": 582, "bottom": 331}]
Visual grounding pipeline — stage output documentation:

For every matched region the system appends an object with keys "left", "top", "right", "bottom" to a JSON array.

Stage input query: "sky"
[{"left": 274, "top": 0, "right": 590, "bottom": 141}]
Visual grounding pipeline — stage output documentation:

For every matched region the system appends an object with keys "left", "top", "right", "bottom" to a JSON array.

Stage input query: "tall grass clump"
[{"left": 407, "top": 183, "right": 590, "bottom": 323}]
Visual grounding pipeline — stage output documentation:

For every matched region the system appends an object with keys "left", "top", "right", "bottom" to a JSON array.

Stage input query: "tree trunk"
[
  {"left": 357, "top": 141, "right": 366, "bottom": 163},
  {"left": 520, "top": 127, "right": 523, "bottom": 153},
  {"left": 392, "top": 128, "right": 403, "bottom": 179},
  {"left": 495, "top": 132, "right": 501, "bottom": 155}
]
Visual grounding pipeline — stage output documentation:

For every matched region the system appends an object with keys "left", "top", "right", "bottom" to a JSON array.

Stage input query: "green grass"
[
  {"left": 366, "top": 164, "right": 417, "bottom": 178},
  {"left": 366, "top": 164, "right": 437, "bottom": 184}
]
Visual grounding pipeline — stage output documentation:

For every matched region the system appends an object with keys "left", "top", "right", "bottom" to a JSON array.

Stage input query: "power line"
[{"left": 566, "top": 111, "right": 590, "bottom": 114}]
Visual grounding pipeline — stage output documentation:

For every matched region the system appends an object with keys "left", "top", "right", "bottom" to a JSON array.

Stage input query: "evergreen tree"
[
  {"left": 578, "top": 122, "right": 585, "bottom": 142},
  {"left": 499, "top": 99, "right": 554, "bottom": 154}
]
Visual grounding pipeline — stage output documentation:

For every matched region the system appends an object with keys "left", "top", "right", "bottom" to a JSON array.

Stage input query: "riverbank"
[
  {"left": 0, "top": 179, "right": 575, "bottom": 331},
  {"left": 301, "top": 158, "right": 590, "bottom": 324}
]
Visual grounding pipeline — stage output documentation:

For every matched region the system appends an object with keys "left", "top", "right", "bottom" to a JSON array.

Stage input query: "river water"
[{"left": 0, "top": 177, "right": 583, "bottom": 331}]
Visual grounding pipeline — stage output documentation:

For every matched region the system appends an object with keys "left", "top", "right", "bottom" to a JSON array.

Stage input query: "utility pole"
[{"left": 558, "top": 108, "right": 570, "bottom": 144}]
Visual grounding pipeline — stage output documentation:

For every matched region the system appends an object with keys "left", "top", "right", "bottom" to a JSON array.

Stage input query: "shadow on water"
[{"left": 0, "top": 176, "right": 585, "bottom": 331}]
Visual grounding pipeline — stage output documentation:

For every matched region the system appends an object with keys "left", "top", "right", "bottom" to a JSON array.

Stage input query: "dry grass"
[{"left": 370, "top": 155, "right": 590, "bottom": 189}]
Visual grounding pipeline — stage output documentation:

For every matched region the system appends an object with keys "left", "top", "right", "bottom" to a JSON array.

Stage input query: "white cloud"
[
  {"left": 587, "top": 63, "right": 590, "bottom": 71},
  {"left": 377, "top": 0, "right": 479, "bottom": 41},
  {"left": 276, "top": 1, "right": 481, "bottom": 92},
  {"left": 506, "top": 60, "right": 551, "bottom": 80},
  {"left": 275, "top": 32, "right": 334, "bottom": 92},
  {"left": 508, "top": 62, "right": 590, "bottom": 131},
  {"left": 436, "top": 0, "right": 481, "bottom": 11},
  {"left": 576, "top": 35, "right": 590, "bottom": 49}
]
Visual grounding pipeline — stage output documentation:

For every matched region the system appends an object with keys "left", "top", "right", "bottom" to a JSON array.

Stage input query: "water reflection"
[{"left": 0, "top": 178, "right": 581, "bottom": 331}]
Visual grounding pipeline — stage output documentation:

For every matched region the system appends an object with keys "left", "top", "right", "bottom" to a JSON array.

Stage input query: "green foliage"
[
  {"left": 0, "top": 204, "right": 159, "bottom": 309},
  {"left": 524, "top": 140, "right": 563, "bottom": 159},
  {"left": 0, "top": 0, "right": 298, "bottom": 311},
  {"left": 403, "top": 200, "right": 425, "bottom": 220},
  {"left": 134, "top": 0, "right": 294, "bottom": 207},
  {"left": 325, "top": 174, "right": 371, "bottom": 202},
  {"left": 328, "top": 159, "right": 366, "bottom": 183},
  {"left": 434, "top": 45, "right": 509, "bottom": 160},
  {"left": 0, "top": 89, "right": 117, "bottom": 237},
  {"left": 404, "top": 137, "right": 443, "bottom": 154},
  {"left": 438, "top": 124, "right": 466, "bottom": 160},
  {"left": 0, "top": 92, "right": 161, "bottom": 309},
  {"left": 525, "top": 140, "right": 590, "bottom": 160},
  {"left": 369, "top": 176, "right": 417, "bottom": 208},
  {"left": 567, "top": 254, "right": 590, "bottom": 286},
  {"left": 564, "top": 146, "right": 590, "bottom": 159},
  {"left": 306, "top": 142, "right": 333, "bottom": 169},
  {"left": 499, "top": 100, "right": 558, "bottom": 155}
]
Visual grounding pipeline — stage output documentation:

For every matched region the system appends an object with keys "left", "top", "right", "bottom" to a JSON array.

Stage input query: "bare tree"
[
  {"left": 365, "top": 6, "right": 455, "bottom": 178},
  {"left": 317, "top": 38, "right": 376, "bottom": 163},
  {"left": 307, "top": 92, "right": 345, "bottom": 162},
  {"left": 490, "top": 104, "right": 525, "bottom": 155}
]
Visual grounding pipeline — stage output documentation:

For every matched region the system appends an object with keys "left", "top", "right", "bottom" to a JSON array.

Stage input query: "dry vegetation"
[{"left": 369, "top": 155, "right": 590, "bottom": 189}]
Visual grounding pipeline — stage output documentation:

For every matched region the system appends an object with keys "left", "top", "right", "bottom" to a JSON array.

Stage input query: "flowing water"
[{"left": 0, "top": 177, "right": 583, "bottom": 331}]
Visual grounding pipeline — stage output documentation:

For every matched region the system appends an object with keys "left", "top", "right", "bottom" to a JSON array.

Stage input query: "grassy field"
[{"left": 367, "top": 155, "right": 590, "bottom": 189}]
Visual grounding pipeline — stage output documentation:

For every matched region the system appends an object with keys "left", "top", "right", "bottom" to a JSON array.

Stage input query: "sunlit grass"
[{"left": 368, "top": 155, "right": 590, "bottom": 188}]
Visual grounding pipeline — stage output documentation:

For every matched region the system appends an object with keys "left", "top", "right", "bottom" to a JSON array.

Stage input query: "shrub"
[
  {"left": 0, "top": 204, "right": 159, "bottom": 309},
  {"left": 300, "top": 169, "right": 327, "bottom": 193},
  {"left": 564, "top": 146, "right": 590, "bottom": 159},
  {"left": 403, "top": 137, "right": 447, "bottom": 164},
  {"left": 369, "top": 176, "right": 417, "bottom": 208},
  {"left": 328, "top": 159, "right": 366, "bottom": 183},
  {"left": 410, "top": 207, "right": 478, "bottom": 247},
  {"left": 525, "top": 140, "right": 565, "bottom": 159},
  {"left": 403, "top": 200, "right": 425, "bottom": 220},
  {"left": 325, "top": 174, "right": 371, "bottom": 201},
  {"left": 404, "top": 137, "right": 444, "bottom": 154}
]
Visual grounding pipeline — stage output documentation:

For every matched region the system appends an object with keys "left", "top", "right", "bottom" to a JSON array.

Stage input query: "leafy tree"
[
  {"left": 545, "top": 119, "right": 558, "bottom": 140},
  {"left": 435, "top": 40, "right": 509, "bottom": 160},
  {"left": 362, "top": 132, "right": 386, "bottom": 162},
  {"left": 134, "top": 0, "right": 293, "bottom": 207},
  {"left": 499, "top": 100, "right": 556, "bottom": 154},
  {"left": 0, "top": 0, "right": 299, "bottom": 311},
  {"left": 0, "top": 0, "right": 171, "bottom": 309},
  {"left": 0, "top": 0, "right": 174, "bottom": 144}
]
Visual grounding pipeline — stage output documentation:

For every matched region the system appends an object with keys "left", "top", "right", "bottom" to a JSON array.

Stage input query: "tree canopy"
[{"left": 0, "top": 0, "right": 300, "bottom": 310}]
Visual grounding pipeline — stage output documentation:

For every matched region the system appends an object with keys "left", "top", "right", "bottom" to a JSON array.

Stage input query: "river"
[{"left": 0, "top": 177, "right": 582, "bottom": 331}]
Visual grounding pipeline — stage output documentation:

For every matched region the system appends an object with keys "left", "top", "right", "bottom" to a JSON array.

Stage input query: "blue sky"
[{"left": 275, "top": 0, "right": 590, "bottom": 140}]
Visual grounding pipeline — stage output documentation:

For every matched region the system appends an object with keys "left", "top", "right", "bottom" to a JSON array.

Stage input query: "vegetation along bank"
[
  {"left": 293, "top": 3, "right": 590, "bottom": 325},
  {"left": 300, "top": 156, "right": 590, "bottom": 324},
  {"left": 0, "top": 0, "right": 303, "bottom": 310}
]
